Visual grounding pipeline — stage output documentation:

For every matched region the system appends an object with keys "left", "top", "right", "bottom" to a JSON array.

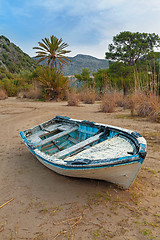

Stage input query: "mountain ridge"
[
  {"left": 0, "top": 35, "right": 37, "bottom": 73},
  {"left": 33, "top": 54, "right": 109, "bottom": 75}
]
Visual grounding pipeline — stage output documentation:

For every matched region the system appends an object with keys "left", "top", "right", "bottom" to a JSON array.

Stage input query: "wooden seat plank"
[
  {"left": 35, "top": 126, "right": 78, "bottom": 148},
  {"left": 53, "top": 132, "right": 103, "bottom": 159}
]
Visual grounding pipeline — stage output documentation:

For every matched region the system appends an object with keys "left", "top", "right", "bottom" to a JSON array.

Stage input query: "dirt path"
[{"left": 0, "top": 98, "right": 159, "bottom": 240}]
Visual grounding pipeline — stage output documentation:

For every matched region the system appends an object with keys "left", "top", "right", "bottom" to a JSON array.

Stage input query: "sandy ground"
[{"left": 0, "top": 98, "right": 159, "bottom": 240}]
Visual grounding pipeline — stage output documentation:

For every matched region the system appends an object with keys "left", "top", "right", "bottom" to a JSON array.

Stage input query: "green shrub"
[
  {"left": 36, "top": 67, "right": 69, "bottom": 100},
  {"left": 0, "top": 78, "right": 19, "bottom": 96},
  {"left": 2, "top": 44, "right": 10, "bottom": 52},
  {"left": 0, "top": 35, "right": 10, "bottom": 44},
  {"left": 2, "top": 53, "right": 8, "bottom": 60},
  {"left": 6, "top": 61, "right": 17, "bottom": 73}
]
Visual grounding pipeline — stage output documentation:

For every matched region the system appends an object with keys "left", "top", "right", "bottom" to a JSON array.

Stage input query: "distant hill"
[
  {"left": 63, "top": 54, "right": 109, "bottom": 75},
  {"left": 0, "top": 35, "right": 37, "bottom": 73},
  {"left": 33, "top": 54, "right": 109, "bottom": 75}
]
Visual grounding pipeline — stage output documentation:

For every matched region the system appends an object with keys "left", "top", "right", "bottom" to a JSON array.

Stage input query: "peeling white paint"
[{"left": 66, "top": 136, "right": 134, "bottom": 162}]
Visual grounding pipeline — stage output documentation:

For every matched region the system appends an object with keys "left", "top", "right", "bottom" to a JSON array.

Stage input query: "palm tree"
[{"left": 33, "top": 35, "right": 71, "bottom": 71}]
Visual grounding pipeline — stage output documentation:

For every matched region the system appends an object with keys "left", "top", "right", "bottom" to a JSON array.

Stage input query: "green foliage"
[
  {"left": 33, "top": 35, "right": 71, "bottom": 71},
  {"left": 0, "top": 35, "right": 10, "bottom": 44},
  {"left": 6, "top": 60, "right": 17, "bottom": 72},
  {"left": 35, "top": 66, "right": 69, "bottom": 100},
  {"left": 0, "top": 67, "right": 13, "bottom": 80},
  {"left": 2, "top": 44, "right": 10, "bottom": 52},
  {"left": 75, "top": 68, "right": 94, "bottom": 87},
  {"left": 106, "top": 31, "right": 160, "bottom": 66},
  {"left": 0, "top": 78, "right": 19, "bottom": 96},
  {"left": 13, "top": 44, "right": 23, "bottom": 53},
  {"left": 2, "top": 53, "right": 8, "bottom": 60},
  {"left": 93, "top": 69, "right": 108, "bottom": 93},
  {"left": 134, "top": 52, "right": 160, "bottom": 94},
  {"left": 18, "top": 70, "right": 35, "bottom": 84},
  {"left": 0, "top": 68, "right": 37, "bottom": 96},
  {"left": 107, "top": 62, "right": 135, "bottom": 95},
  {"left": 0, "top": 35, "right": 38, "bottom": 73}
]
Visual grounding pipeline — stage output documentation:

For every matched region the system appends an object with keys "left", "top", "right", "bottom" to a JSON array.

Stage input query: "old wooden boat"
[{"left": 20, "top": 116, "right": 147, "bottom": 189}]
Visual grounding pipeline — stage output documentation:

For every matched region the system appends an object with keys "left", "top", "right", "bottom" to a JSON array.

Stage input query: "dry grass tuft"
[
  {"left": 23, "top": 87, "right": 42, "bottom": 99},
  {"left": 67, "top": 91, "right": 80, "bottom": 106},
  {"left": 0, "top": 88, "right": 8, "bottom": 100},
  {"left": 136, "top": 93, "right": 159, "bottom": 117},
  {"left": 122, "top": 91, "right": 160, "bottom": 120},
  {"left": 100, "top": 93, "right": 116, "bottom": 113},
  {"left": 151, "top": 111, "right": 160, "bottom": 123},
  {"left": 112, "top": 92, "right": 124, "bottom": 107},
  {"left": 98, "top": 90, "right": 160, "bottom": 119},
  {"left": 79, "top": 88, "right": 96, "bottom": 104}
]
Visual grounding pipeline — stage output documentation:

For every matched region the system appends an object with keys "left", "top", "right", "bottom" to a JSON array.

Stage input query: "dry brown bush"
[
  {"left": 100, "top": 93, "right": 116, "bottom": 113},
  {"left": 112, "top": 92, "right": 124, "bottom": 107},
  {"left": 123, "top": 91, "right": 160, "bottom": 120},
  {"left": 0, "top": 89, "right": 8, "bottom": 100},
  {"left": 125, "top": 92, "right": 143, "bottom": 115},
  {"left": 135, "top": 93, "right": 160, "bottom": 117},
  {"left": 151, "top": 111, "right": 160, "bottom": 123},
  {"left": 23, "top": 87, "right": 42, "bottom": 99},
  {"left": 79, "top": 89, "right": 96, "bottom": 104},
  {"left": 67, "top": 91, "right": 80, "bottom": 106}
]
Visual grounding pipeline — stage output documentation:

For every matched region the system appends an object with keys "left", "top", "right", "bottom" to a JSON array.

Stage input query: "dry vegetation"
[
  {"left": 0, "top": 88, "right": 8, "bottom": 100},
  {"left": 22, "top": 87, "right": 42, "bottom": 100},
  {"left": 100, "top": 93, "right": 116, "bottom": 113},
  {"left": 100, "top": 91, "right": 124, "bottom": 113},
  {"left": 134, "top": 92, "right": 160, "bottom": 122},
  {"left": 79, "top": 88, "right": 96, "bottom": 104},
  {"left": 67, "top": 90, "right": 80, "bottom": 106},
  {"left": 99, "top": 90, "right": 160, "bottom": 122}
]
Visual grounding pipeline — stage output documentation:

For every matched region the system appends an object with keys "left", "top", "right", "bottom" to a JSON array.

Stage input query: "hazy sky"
[{"left": 1, "top": 0, "right": 160, "bottom": 59}]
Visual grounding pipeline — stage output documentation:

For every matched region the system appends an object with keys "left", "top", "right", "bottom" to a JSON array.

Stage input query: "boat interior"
[{"left": 24, "top": 117, "right": 137, "bottom": 160}]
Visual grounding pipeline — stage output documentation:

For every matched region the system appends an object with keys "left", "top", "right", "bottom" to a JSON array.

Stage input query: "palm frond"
[{"left": 33, "top": 35, "right": 71, "bottom": 71}]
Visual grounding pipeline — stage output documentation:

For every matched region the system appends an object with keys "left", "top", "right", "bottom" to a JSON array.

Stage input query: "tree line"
[{"left": 1, "top": 31, "right": 160, "bottom": 99}]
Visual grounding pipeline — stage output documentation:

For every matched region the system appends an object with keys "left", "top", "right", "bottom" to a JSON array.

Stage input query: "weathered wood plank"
[
  {"left": 68, "top": 136, "right": 79, "bottom": 144},
  {"left": 53, "top": 132, "right": 103, "bottom": 158},
  {"left": 40, "top": 123, "right": 61, "bottom": 132},
  {"left": 28, "top": 124, "right": 61, "bottom": 143},
  {"left": 35, "top": 126, "right": 78, "bottom": 147},
  {"left": 39, "top": 129, "right": 62, "bottom": 138}
]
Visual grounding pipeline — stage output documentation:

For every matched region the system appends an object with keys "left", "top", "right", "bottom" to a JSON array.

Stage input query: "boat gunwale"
[
  {"left": 20, "top": 116, "right": 147, "bottom": 169},
  {"left": 20, "top": 130, "right": 142, "bottom": 170}
]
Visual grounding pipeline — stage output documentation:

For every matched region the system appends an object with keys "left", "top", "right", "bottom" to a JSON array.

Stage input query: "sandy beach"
[{"left": 0, "top": 98, "right": 159, "bottom": 240}]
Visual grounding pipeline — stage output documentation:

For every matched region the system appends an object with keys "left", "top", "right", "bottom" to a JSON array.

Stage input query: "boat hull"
[
  {"left": 20, "top": 116, "right": 147, "bottom": 189},
  {"left": 36, "top": 155, "right": 141, "bottom": 189}
]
